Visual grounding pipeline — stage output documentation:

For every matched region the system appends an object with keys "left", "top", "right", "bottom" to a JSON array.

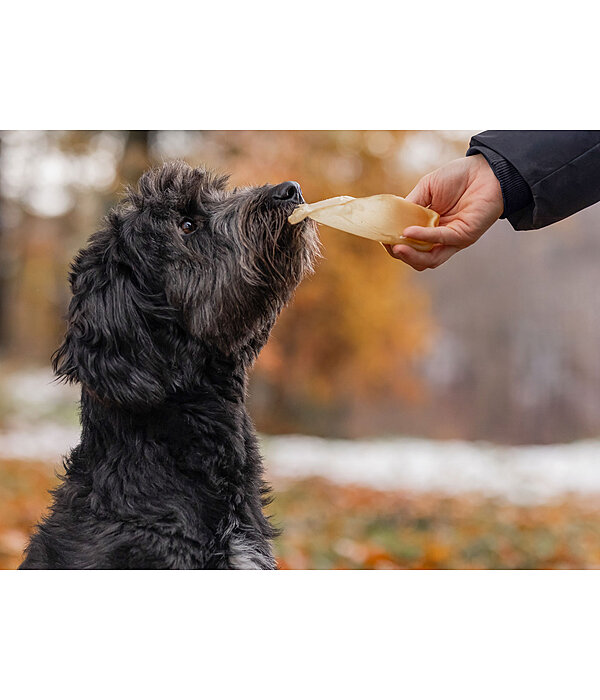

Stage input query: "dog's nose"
[{"left": 271, "top": 181, "right": 304, "bottom": 204}]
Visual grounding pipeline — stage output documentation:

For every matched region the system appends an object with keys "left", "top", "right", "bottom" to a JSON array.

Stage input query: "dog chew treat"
[{"left": 288, "top": 195, "right": 439, "bottom": 251}]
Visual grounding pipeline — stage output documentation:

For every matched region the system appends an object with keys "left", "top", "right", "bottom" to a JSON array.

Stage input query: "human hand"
[{"left": 384, "top": 154, "right": 504, "bottom": 271}]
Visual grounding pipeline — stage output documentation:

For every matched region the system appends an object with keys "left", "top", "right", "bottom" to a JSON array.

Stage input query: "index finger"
[{"left": 402, "top": 225, "right": 464, "bottom": 248}]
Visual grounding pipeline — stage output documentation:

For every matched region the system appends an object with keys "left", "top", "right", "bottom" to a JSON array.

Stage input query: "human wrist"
[{"left": 466, "top": 146, "right": 532, "bottom": 219}]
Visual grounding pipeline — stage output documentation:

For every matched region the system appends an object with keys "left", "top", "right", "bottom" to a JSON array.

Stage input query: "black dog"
[{"left": 20, "top": 162, "right": 318, "bottom": 569}]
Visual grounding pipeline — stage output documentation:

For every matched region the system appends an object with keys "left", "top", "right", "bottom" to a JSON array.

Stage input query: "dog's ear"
[{"left": 52, "top": 228, "right": 168, "bottom": 409}]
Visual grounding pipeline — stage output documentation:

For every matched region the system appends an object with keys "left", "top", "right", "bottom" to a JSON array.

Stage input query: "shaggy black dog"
[{"left": 20, "top": 162, "right": 318, "bottom": 569}]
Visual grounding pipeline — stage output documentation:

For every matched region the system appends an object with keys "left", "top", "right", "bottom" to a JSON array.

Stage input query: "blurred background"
[{"left": 1, "top": 130, "right": 600, "bottom": 569}]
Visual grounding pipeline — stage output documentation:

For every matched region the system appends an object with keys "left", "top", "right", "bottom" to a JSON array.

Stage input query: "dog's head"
[{"left": 53, "top": 161, "right": 319, "bottom": 408}]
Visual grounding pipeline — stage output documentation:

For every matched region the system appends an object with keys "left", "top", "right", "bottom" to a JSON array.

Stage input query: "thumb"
[{"left": 404, "top": 176, "right": 431, "bottom": 208}]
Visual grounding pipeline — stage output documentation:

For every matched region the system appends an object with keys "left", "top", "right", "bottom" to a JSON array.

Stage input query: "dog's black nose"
[{"left": 271, "top": 181, "right": 303, "bottom": 204}]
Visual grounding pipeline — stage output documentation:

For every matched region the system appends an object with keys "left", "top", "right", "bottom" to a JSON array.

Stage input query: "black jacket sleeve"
[{"left": 466, "top": 131, "right": 600, "bottom": 230}]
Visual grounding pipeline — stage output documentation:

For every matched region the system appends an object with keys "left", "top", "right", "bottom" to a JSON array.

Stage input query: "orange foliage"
[
  {"left": 0, "top": 459, "right": 56, "bottom": 569},
  {"left": 3, "top": 460, "right": 600, "bottom": 570},
  {"left": 268, "top": 477, "right": 600, "bottom": 570}
]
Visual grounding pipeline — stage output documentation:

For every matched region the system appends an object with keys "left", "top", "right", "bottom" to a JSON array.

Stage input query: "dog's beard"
[{"left": 236, "top": 205, "right": 319, "bottom": 291}]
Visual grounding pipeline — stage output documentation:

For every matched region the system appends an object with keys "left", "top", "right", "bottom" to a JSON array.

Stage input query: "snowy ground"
[
  {"left": 2, "top": 368, "right": 600, "bottom": 505},
  {"left": 262, "top": 435, "right": 600, "bottom": 505}
]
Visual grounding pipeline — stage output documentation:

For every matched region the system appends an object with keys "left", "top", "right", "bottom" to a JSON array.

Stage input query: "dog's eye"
[{"left": 180, "top": 219, "right": 197, "bottom": 235}]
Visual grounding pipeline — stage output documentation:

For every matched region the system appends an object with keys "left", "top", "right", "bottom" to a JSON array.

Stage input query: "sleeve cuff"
[{"left": 466, "top": 144, "right": 533, "bottom": 220}]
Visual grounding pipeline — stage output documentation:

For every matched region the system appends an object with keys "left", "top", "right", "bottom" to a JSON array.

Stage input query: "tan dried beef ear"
[{"left": 289, "top": 195, "right": 439, "bottom": 252}]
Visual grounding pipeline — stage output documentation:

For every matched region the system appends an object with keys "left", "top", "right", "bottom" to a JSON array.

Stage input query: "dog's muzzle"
[{"left": 270, "top": 181, "right": 304, "bottom": 205}]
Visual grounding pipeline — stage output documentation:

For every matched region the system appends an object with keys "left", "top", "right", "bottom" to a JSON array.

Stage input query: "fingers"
[
  {"left": 402, "top": 225, "right": 463, "bottom": 247},
  {"left": 387, "top": 243, "right": 460, "bottom": 271}
]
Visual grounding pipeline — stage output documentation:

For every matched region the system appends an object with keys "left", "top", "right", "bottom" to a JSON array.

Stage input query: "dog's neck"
[
  {"left": 80, "top": 366, "right": 249, "bottom": 444},
  {"left": 74, "top": 349, "right": 259, "bottom": 506},
  {"left": 77, "top": 361, "right": 255, "bottom": 482}
]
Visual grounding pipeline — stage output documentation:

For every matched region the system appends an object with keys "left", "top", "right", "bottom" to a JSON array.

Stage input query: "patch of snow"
[
  {"left": 0, "top": 422, "right": 80, "bottom": 462},
  {"left": 262, "top": 435, "right": 600, "bottom": 504},
  {"left": 2, "top": 368, "right": 78, "bottom": 408},
  {"left": 0, "top": 368, "right": 79, "bottom": 430}
]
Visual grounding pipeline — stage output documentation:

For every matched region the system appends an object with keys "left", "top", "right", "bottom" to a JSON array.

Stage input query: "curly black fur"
[{"left": 19, "top": 162, "right": 318, "bottom": 569}]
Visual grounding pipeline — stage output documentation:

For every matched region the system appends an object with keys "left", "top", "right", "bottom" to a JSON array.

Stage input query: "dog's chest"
[{"left": 227, "top": 535, "right": 275, "bottom": 570}]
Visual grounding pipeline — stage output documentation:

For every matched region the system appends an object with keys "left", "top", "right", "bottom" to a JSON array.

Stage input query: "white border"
[
  {"left": 2, "top": 2, "right": 597, "bottom": 129},
  {"left": 2, "top": 571, "right": 600, "bottom": 699}
]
